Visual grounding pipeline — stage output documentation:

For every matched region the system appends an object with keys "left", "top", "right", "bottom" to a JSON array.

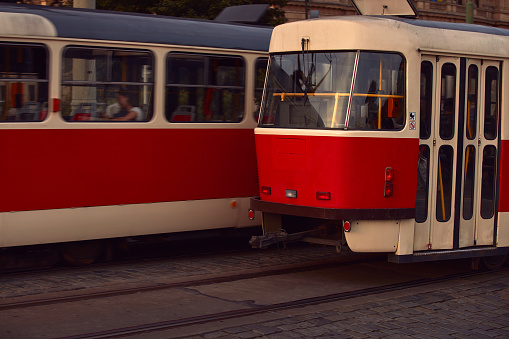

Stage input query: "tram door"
[
  {"left": 416, "top": 55, "right": 500, "bottom": 251},
  {"left": 459, "top": 59, "right": 500, "bottom": 247}
]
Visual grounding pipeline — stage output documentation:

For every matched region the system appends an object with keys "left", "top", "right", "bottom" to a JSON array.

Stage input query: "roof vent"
[
  {"left": 350, "top": 0, "right": 419, "bottom": 18},
  {"left": 215, "top": 4, "right": 269, "bottom": 24}
]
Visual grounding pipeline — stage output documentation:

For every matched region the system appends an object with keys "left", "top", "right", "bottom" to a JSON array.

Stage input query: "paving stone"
[
  {"left": 236, "top": 331, "right": 262, "bottom": 339},
  {"left": 252, "top": 326, "right": 282, "bottom": 336},
  {"left": 294, "top": 326, "right": 331, "bottom": 337}
]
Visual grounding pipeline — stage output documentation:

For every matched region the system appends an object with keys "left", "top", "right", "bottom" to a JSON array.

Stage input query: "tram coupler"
[{"left": 249, "top": 229, "right": 322, "bottom": 249}]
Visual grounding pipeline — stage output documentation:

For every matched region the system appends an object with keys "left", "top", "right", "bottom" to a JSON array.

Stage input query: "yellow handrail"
[{"left": 273, "top": 92, "right": 403, "bottom": 100}]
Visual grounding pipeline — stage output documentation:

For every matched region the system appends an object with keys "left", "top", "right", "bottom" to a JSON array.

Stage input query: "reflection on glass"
[
  {"left": 481, "top": 145, "right": 496, "bottom": 219},
  {"left": 462, "top": 145, "right": 476, "bottom": 220},
  {"left": 436, "top": 145, "right": 454, "bottom": 222},
  {"left": 466, "top": 65, "right": 478, "bottom": 140},
  {"left": 420, "top": 61, "right": 433, "bottom": 139},
  {"left": 259, "top": 51, "right": 405, "bottom": 130},
  {"left": 0, "top": 44, "right": 48, "bottom": 122},
  {"left": 61, "top": 47, "right": 153, "bottom": 122},
  {"left": 416, "top": 145, "right": 430, "bottom": 223},
  {"left": 484, "top": 67, "right": 498, "bottom": 140},
  {"left": 254, "top": 58, "right": 268, "bottom": 121},
  {"left": 166, "top": 53, "right": 245, "bottom": 122},
  {"left": 439, "top": 63, "right": 456, "bottom": 140}
]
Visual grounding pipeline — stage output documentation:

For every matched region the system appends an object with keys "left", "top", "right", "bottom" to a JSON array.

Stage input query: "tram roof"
[
  {"left": 0, "top": 4, "right": 272, "bottom": 52},
  {"left": 269, "top": 15, "right": 509, "bottom": 57}
]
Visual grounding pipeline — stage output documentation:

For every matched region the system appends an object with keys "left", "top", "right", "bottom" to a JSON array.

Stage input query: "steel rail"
[
  {"left": 56, "top": 266, "right": 508, "bottom": 339},
  {"left": 0, "top": 254, "right": 380, "bottom": 311}
]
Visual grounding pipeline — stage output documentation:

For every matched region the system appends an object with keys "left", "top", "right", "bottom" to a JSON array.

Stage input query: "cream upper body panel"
[{"left": 269, "top": 16, "right": 509, "bottom": 58}]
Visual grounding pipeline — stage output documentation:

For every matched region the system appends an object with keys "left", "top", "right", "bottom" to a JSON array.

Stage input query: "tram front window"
[{"left": 259, "top": 51, "right": 405, "bottom": 130}]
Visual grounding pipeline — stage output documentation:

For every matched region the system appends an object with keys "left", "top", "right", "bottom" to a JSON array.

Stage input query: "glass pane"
[
  {"left": 484, "top": 67, "right": 498, "bottom": 140},
  {"left": 62, "top": 47, "right": 153, "bottom": 122},
  {"left": 462, "top": 145, "right": 476, "bottom": 220},
  {"left": 259, "top": 51, "right": 405, "bottom": 131},
  {"left": 350, "top": 52, "right": 405, "bottom": 130},
  {"left": 61, "top": 84, "right": 152, "bottom": 121},
  {"left": 436, "top": 145, "right": 454, "bottom": 222},
  {"left": 166, "top": 53, "right": 245, "bottom": 123},
  {"left": 167, "top": 55, "right": 205, "bottom": 85},
  {"left": 466, "top": 65, "right": 478, "bottom": 140},
  {"left": 416, "top": 145, "right": 430, "bottom": 223},
  {"left": 481, "top": 145, "right": 497, "bottom": 219},
  {"left": 420, "top": 61, "right": 433, "bottom": 139},
  {"left": 254, "top": 58, "right": 268, "bottom": 121},
  {"left": 0, "top": 44, "right": 48, "bottom": 122},
  {"left": 439, "top": 63, "right": 456, "bottom": 140}
]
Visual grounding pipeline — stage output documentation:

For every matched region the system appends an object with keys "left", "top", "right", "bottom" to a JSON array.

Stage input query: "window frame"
[
  {"left": 165, "top": 51, "right": 247, "bottom": 123},
  {"left": 61, "top": 45, "right": 155, "bottom": 123}
]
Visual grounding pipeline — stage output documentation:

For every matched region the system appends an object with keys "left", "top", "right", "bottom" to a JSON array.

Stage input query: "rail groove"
[{"left": 56, "top": 267, "right": 508, "bottom": 339}]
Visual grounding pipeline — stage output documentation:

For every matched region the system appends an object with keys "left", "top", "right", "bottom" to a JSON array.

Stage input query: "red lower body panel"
[
  {"left": 0, "top": 128, "right": 258, "bottom": 212},
  {"left": 255, "top": 133, "right": 419, "bottom": 211}
]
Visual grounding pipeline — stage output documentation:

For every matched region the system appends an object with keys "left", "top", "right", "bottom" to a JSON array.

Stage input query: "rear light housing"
[
  {"left": 384, "top": 182, "right": 393, "bottom": 197},
  {"left": 343, "top": 220, "right": 351, "bottom": 232},
  {"left": 385, "top": 167, "right": 394, "bottom": 182},
  {"left": 261, "top": 186, "right": 271, "bottom": 195},
  {"left": 285, "top": 189, "right": 297, "bottom": 198},
  {"left": 316, "top": 191, "right": 331, "bottom": 200},
  {"left": 248, "top": 209, "right": 255, "bottom": 220}
]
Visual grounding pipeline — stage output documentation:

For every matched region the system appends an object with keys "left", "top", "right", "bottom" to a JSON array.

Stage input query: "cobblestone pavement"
[
  {"left": 180, "top": 271, "right": 509, "bottom": 339},
  {"left": 0, "top": 244, "right": 351, "bottom": 300}
]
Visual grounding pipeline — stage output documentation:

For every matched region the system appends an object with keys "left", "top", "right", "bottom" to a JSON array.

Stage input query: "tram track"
[
  {"left": 0, "top": 254, "right": 380, "bottom": 311},
  {"left": 55, "top": 266, "right": 509, "bottom": 339}
]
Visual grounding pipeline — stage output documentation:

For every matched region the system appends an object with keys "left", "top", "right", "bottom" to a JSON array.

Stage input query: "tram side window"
[
  {"left": 0, "top": 44, "right": 48, "bottom": 122},
  {"left": 254, "top": 58, "right": 268, "bottom": 121},
  {"left": 439, "top": 63, "right": 456, "bottom": 140},
  {"left": 61, "top": 47, "right": 154, "bottom": 122},
  {"left": 166, "top": 53, "right": 245, "bottom": 122},
  {"left": 484, "top": 67, "right": 499, "bottom": 140},
  {"left": 420, "top": 61, "right": 433, "bottom": 139}
]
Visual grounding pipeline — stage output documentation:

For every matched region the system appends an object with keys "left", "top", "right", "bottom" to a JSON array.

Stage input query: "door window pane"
[
  {"left": 436, "top": 145, "right": 454, "bottom": 222},
  {"left": 166, "top": 53, "right": 245, "bottom": 122},
  {"left": 466, "top": 65, "right": 478, "bottom": 140},
  {"left": 462, "top": 145, "right": 476, "bottom": 220},
  {"left": 416, "top": 145, "right": 430, "bottom": 223},
  {"left": 484, "top": 67, "right": 499, "bottom": 140},
  {"left": 439, "top": 63, "right": 456, "bottom": 140},
  {"left": 420, "top": 61, "right": 433, "bottom": 139},
  {"left": 481, "top": 145, "right": 497, "bottom": 219},
  {"left": 0, "top": 43, "right": 48, "bottom": 122}
]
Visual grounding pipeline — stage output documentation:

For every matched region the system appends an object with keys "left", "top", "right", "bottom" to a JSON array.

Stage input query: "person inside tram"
[{"left": 107, "top": 87, "right": 142, "bottom": 121}]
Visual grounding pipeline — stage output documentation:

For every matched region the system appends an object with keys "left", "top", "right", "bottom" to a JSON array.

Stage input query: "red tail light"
[
  {"left": 261, "top": 186, "right": 271, "bottom": 195},
  {"left": 248, "top": 209, "right": 255, "bottom": 220},
  {"left": 316, "top": 191, "right": 331, "bottom": 200},
  {"left": 343, "top": 221, "right": 351, "bottom": 232},
  {"left": 384, "top": 182, "right": 393, "bottom": 197},
  {"left": 385, "top": 167, "right": 394, "bottom": 182}
]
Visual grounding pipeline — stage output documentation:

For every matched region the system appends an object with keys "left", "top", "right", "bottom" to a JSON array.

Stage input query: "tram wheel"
[
  {"left": 59, "top": 240, "right": 106, "bottom": 266},
  {"left": 481, "top": 253, "right": 508, "bottom": 270}
]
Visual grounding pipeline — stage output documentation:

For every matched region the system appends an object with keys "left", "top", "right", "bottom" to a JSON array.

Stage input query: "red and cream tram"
[
  {"left": 250, "top": 1, "right": 509, "bottom": 267},
  {"left": 0, "top": 3, "right": 270, "bottom": 264}
]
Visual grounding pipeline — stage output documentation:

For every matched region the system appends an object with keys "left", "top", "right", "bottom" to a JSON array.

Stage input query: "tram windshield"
[{"left": 259, "top": 51, "right": 405, "bottom": 130}]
